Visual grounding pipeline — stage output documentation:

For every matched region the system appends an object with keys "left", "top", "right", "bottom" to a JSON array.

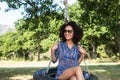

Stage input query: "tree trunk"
[
  {"left": 37, "top": 51, "right": 40, "bottom": 61},
  {"left": 91, "top": 41, "right": 97, "bottom": 59},
  {"left": 22, "top": 50, "right": 26, "bottom": 60},
  {"left": 64, "top": 0, "right": 69, "bottom": 23},
  {"left": 37, "top": 42, "right": 42, "bottom": 61},
  {"left": 117, "top": 37, "right": 120, "bottom": 60},
  {"left": 117, "top": 21, "right": 120, "bottom": 60}
]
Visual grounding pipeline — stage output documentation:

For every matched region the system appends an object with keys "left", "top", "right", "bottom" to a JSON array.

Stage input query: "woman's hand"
[
  {"left": 51, "top": 42, "right": 59, "bottom": 62},
  {"left": 78, "top": 45, "right": 87, "bottom": 56},
  {"left": 51, "top": 42, "right": 58, "bottom": 51}
]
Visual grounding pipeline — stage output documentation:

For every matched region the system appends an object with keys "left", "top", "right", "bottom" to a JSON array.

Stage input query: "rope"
[
  {"left": 83, "top": 58, "right": 90, "bottom": 74},
  {"left": 45, "top": 59, "right": 52, "bottom": 74}
]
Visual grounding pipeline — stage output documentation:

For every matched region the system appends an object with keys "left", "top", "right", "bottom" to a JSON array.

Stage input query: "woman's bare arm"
[
  {"left": 51, "top": 42, "right": 58, "bottom": 62},
  {"left": 78, "top": 45, "right": 86, "bottom": 64},
  {"left": 78, "top": 54, "right": 85, "bottom": 64}
]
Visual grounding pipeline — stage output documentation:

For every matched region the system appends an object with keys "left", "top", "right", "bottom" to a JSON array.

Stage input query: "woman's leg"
[
  {"left": 75, "top": 66, "right": 84, "bottom": 80},
  {"left": 69, "top": 75, "right": 77, "bottom": 80},
  {"left": 58, "top": 66, "right": 84, "bottom": 80}
]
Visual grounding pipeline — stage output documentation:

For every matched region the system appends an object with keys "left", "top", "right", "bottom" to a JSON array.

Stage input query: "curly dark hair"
[{"left": 59, "top": 21, "right": 83, "bottom": 44}]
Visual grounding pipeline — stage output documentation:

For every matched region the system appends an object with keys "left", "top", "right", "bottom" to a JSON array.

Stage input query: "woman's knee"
[
  {"left": 69, "top": 75, "right": 77, "bottom": 80},
  {"left": 75, "top": 66, "right": 83, "bottom": 74},
  {"left": 76, "top": 66, "right": 82, "bottom": 70}
]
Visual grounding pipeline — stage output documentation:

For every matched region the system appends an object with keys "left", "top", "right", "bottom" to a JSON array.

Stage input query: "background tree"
[
  {"left": 78, "top": 0, "right": 120, "bottom": 59},
  {"left": 0, "top": 0, "right": 120, "bottom": 61},
  {"left": 0, "top": 0, "right": 62, "bottom": 60},
  {"left": 64, "top": 0, "right": 69, "bottom": 23}
]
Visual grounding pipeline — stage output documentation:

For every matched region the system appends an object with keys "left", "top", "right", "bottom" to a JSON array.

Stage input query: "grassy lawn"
[
  {"left": 0, "top": 64, "right": 120, "bottom": 80},
  {"left": 82, "top": 64, "right": 120, "bottom": 80},
  {"left": 0, "top": 67, "right": 41, "bottom": 80}
]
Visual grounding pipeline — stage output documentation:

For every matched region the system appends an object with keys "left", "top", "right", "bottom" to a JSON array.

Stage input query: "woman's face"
[{"left": 64, "top": 25, "right": 74, "bottom": 41}]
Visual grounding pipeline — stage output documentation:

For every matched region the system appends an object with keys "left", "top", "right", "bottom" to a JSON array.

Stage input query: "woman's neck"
[
  {"left": 66, "top": 40, "right": 73, "bottom": 44},
  {"left": 66, "top": 40, "right": 74, "bottom": 49}
]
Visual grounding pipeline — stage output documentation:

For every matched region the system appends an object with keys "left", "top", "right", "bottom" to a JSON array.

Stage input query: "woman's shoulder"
[
  {"left": 57, "top": 41, "right": 66, "bottom": 48},
  {"left": 74, "top": 43, "right": 81, "bottom": 49},
  {"left": 76, "top": 43, "right": 81, "bottom": 46},
  {"left": 57, "top": 41, "right": 64, "bottom": 44}
]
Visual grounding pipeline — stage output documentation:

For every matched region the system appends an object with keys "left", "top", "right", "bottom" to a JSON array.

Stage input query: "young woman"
[{"left": 51, "top": 21, "right": 86, "bottom": 80}]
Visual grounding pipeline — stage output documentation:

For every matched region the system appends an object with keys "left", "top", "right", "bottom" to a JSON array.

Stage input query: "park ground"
[{"left": 0, "top": 60, "right": 120, "bottom": 80}]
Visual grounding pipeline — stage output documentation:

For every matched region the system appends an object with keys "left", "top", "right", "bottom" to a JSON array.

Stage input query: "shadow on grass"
[
  {"left": 0, "top": 64, "right": 120, "bottom": 80},
  {"left": 0, "top": 67, "right": 42, "bottom": 80},
  {"left": 81, "top": 64, "right": 120, "bottom": 80}
]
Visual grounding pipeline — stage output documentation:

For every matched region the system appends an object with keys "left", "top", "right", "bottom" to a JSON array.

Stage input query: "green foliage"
[
  {"left": 0, "top": 0, "right": 120, "bottom": 60},
  {"left": 48, "top": 19, "right": 64, "bottom": 34},
  {"left": 0, "top": 0, "right": 60, "bottom": 18},
  {"left": 40, "top": 34, "right": 59, "bottom": 51},
  {"left": 105, "top": 42, "right": 119, "bottom": 59},
  {"left": 77, "top": 0, "right": 120, "bottom": 59},
  {"left": 0, "top": 32, "right": 17, "bottom": 54},
  {"left": 68, "top": 2, "right": 84, "bottom": 23},
  {"left": 97, "top": 44, "right": 108, "bottom": 58}
]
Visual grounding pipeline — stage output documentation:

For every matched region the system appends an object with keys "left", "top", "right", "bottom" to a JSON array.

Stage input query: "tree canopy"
[{"left": 0, "top": 0, "right": 120, "bottom": 60}]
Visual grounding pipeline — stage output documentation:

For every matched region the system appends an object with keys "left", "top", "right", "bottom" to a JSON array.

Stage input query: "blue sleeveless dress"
[{"left": 54, "top": 41, "right": 81, "bottom": 79}]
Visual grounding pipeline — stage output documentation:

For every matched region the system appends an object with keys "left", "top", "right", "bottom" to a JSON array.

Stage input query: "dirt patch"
[
  {"left": 10, "top": 75, "right": 32, "bottom": 80},
  {"left": 0, "top": 60, "right": 120, "bottom": 68},
  {"left": 0, "top": 61, "right": 58, "bottom": 68}
]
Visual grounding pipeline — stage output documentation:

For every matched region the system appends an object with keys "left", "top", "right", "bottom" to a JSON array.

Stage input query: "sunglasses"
[{"left": 64, "top": 30, "right": 73, "bottom": 34}]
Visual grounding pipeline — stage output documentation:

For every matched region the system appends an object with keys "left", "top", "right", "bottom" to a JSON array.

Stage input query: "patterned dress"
[{"left": 54, "top": 41, "right": 81, "bottom": 79}]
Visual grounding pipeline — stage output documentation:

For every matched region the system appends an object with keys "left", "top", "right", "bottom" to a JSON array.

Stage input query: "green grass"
[
  {"left": 0, "top": 67, "right": 41, "bottom": 80},
  {"left": 0, "top": 65, "right": 120, "bottom": 80},
  {"left": 81, "top": 64, "right": 120, "bottom": 80}
]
